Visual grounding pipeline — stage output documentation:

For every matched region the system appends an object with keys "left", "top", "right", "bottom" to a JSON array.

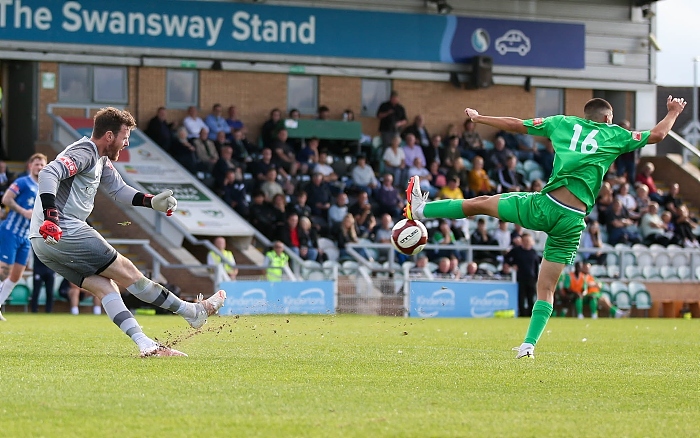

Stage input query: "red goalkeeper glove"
[{"left": 39, "top": 208, "right": 62, "bottom": 244}]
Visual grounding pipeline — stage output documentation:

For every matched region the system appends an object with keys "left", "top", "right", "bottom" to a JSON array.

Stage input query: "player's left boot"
[
  {"left": 615, "top": 309, "right": 629, "bottom": 318},
  {"left": 513, "top": 343, "right": 535, "bottom": 359},
  {"left": 0, "top": 311, "right": 6, "bottom": 321},
  {"left": 184, "top": 290, "right": 227, "bottom": 329},
  {"left": 404, "top": 176, "right": 428, "bottom": 220},
  {"left": 140, "top": 345, "right": 188, "bottom": 358}
]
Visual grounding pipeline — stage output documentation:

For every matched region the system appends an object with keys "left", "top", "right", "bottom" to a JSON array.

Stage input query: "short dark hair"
[
  {"left": 583, "top": 98, "right": 613, "bottom": 121},
  {"left": 93, "top": 107, "right": 136, "bottom": 139},
  {"left": 318, "top": 105, "right": 329, "bottom": 113}
]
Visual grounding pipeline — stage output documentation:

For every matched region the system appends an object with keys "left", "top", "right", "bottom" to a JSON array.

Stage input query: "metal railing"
[{"left": 667, "top": 130, "right": 700, "bottom": 164}]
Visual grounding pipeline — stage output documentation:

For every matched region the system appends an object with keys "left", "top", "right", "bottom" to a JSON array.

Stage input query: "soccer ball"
[{"left": 391, "top": 219, "right": 428, "bottom": 256}]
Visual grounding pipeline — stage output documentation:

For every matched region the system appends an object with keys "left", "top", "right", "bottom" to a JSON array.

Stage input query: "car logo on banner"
[
  {"left": 495, "top": 29, "right": 531, "bottom": 56},
  {"left": 471, "top": 28, "right": 490, "bottom": 53},
  {"left": 416, "top": 289, "right": 456, "bottom": 318}
]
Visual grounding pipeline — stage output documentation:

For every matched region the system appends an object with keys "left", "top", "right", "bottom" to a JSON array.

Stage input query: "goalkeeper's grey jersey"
[{"left": 29, "top": 137, "right": 138, "bottom": 239}]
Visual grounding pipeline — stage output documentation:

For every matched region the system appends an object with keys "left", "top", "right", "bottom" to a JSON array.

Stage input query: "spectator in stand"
[
  {"left": 428, "top": 161, "right": 447, "bottom": 194},
  {"left": 288, "top": 108, "right": 300, "bottom": 120},
  {"left": 447, "top": 158, "right": 471, "bottom": 198},
  {"left": 498, "top": 155, "right": 527, "bottom": 193},
  {"left": 662, "top": 183, "right": 682, "bottom": 218},
  {"left": 375, "top": 173, "right": 403, "bottom": 218},
  {"left": 317, "top": 105, "right": 330, "bottom": 121},
  {"left": 270, "top": 194, "right": 288, "bottom": 230},
  {"left": 253, "top": 148, "right": 275, "bottom": 185},
  {"left": 534, "top": 138, "right": 555, "bottom": 181},
  {"left": 383, "top": 135, "right": 407, "bottom": 188},
  {"left": 315, "top": 150, "right": 338, "bottom": 182},
  {"left": 145, "top": 107, "right": 173, "bottom": 153},
  {"left": 606, "top": 199, "right": 641, "bottom": 245},
  {"left": 335, "top": 213, "right": 364, "bottom": 260},
  {"left": 207, "top": 236, "right": 238, "bottom": 280},
  {"left": 297, "top": 137, "right": 319, "bottom": 176},
  {"left": 342, "top": 109, "right": 355, "bottom": 121},
  {"left": 471, "top": 217, "right": 499, "bottom": 263},
  {"left": 221, "top": 168, "right": 248, "bottom": 217},
  {"left": 634, "top": 183, "right": 651, "bottom": 217},
  {"left": 351, "top": 154, "right": 379, "bottom": 195},
  {"left": 248, "top": 191, "right": 277, "bottom": 239},
  {"left": 408, "top": 253, "right": 431, "bottom": 279},
  {"left": 403, "top": 133, "right": 426, "bottom": 169},
  {"left": 640, "top": 202, "right": 671, "bottom": 246},
  {"left": 433, "top": 257, "right": 456, "bottom": 280},
  {"left": 580, "top": 220, "right": 607, "bottom": 264},
  {"left": 376, "top": 90, "right": 408, "bottom": 148},
  {"left": 467, "top": 155, "right": 495, "bottom": 196},
  {"left": 438, "top": 176, "right": 464, "bottom": 200},
  {"left": 213, "top": 145, "right": 237, "bottom": 192},
  {"left": 260, "top": 168, "right": 284, "bottom": 202},
  {"left": 328, "top": 192, "right": 349, "bottom": 231},
  {"left": 505, "top": 233, "right": 541, "bottom": 318},
  {"left": 423, "top": 134, "right": 442, "bottom": 168},
  {"left": 636, "top": 162, "right": 663, "bottom": 203},
  {"left": 594, "top": 182, "right": 614, "bottom": 225},
  {"left": 513, "top": 133, "right": 537, "bottom": 162},
  {"left": 214, "top": 130, "right": 231, "bottom": 153},
  {"left": 358, "top": 214, "right": 376, "bottom": 240},
  {"left": 440, "top": 135, "right": 461, "bottom": 171},
  {"left": 183, "top": 106, "right": 208, "bottom": 140},
  {"left": 486, "top": 136, "right": 514, "bottom": 172},
  {"left": 616, "top": 183, "right": 637, "bottom": 213},
  {"left": 464, "top": 261, "right": 490, "bottom": 280},
  {"left": 349, "top": 191, "right": 374, "bottom": 232},
  {"left": 204, "top": 103, "right": 231, "bottom": 141},
  {"left": 493, "top": 220, "right": 511, "bottom": 249},
  {"left": 230, "top": 128, "right": 253, "bottom": 167},
  {"left": 264, "top": 241, "right": 290, "bottom": 282},
  {"left": 431, "top": 220, "right": 457, "bottom": 260},
  {"left": 272, "top": 128, "right": 298, "bottom": 177},
  {"left": 408, "top": 157, "right": 435, "bottom": 197},
  {"left": 261, "top": 108, "right": 282, "bottom": 149},
  {"left": 661, "top": 211, "right": 676, "bottom": 243},
  {"left": 298, "top": 216, "right": 320, "bottom": 262},
  {"left": 193, "top": 127, "right": 219, "bottom": 173},
  {"left": 449, "top": 255, "right": 463, "bottom": 279},
  {"left": 287, "top": 190, "right": 312, "bottom": 220},
  {"left": 603, "top": 161, "right": 627, "bottom": 191},
  {"left": 278, "top": 213, "right": 318, "bottom": 262},
  {"left": 615, "top": 119, "right": 638, "bottom": 182},
  {"left": 461, "top": 118, "right": 485, "bottom": 160},
  {"left": 306, "top": 172, "right": 333, "bottom": 218},
  {"left": 225, "top": 105, "right": 245, "bottom": 137},
  {"left": 58, "top": 279, "right": 102, "bottom": 316},
  {"left": 674, "top": 204, "right": 699, "bottom": 248},
  {"left": 171, "top": 127, "right": 198, "bottom": 174},
  {"left": 372, "top": 213, "right": 394, "bottom": 245},
  {"left": 403, "top": 115, "right": 431, "bottom": 148},
  {"left": 530, "top": 179, "right": 544, "bottom": 193}
]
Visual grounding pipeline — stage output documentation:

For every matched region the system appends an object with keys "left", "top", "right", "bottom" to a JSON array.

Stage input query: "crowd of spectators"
[{"left": 143, "top": 100, "right": 700, "bottom": 275}]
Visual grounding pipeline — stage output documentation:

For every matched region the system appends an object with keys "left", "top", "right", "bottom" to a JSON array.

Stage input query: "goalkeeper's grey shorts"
[{"left": 31, "top": 226, "right": 118, "bottom": 287}]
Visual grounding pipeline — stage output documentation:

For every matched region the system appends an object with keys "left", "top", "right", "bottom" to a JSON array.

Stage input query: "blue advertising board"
[
  {"left": 409, "top": 281, "right": 518, "bottom": 318},
  {"left": 0, "top": 1, "right": 584, "bottom": 69},
  {"left": 218, "top": 281, "right": 335, "bottom": 315}
]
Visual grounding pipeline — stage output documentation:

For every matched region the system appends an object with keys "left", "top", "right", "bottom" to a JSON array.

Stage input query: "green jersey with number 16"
[{"left": 524, "top": 115, "right": 650, "bottom": 213}]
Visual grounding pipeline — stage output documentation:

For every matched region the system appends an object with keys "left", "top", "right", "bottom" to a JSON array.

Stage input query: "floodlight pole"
[{"left": 682, "top": 56, "right": 700, "bottom": 159}]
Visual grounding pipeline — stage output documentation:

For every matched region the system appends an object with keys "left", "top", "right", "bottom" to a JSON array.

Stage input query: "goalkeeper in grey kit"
[{"left": 29, "top": 107, "right": 226, "bottom": 357}]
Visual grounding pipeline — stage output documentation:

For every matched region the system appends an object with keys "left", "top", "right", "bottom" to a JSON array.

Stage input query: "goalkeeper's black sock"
[{"left": 127, "top": 277, "right": 196, "bottom": 318}]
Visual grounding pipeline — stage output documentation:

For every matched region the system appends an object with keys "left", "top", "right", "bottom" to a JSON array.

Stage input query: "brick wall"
[{"left": 37, "top": 63, "right": 594, "bottom": 146}]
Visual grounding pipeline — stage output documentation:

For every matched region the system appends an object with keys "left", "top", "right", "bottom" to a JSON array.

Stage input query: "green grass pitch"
[{"left": 1, "top": 313, "right": 699, "bottom": 437}]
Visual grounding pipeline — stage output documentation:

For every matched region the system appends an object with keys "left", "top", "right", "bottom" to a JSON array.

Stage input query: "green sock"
[
  {"left": 589, "top": 297, "right": 598, "bottom": 315},
  {"left": 523, "top": 300, "right": 553, "bottom": 345},
  {"left": 609, "top": 305, "right": 619, "bottom": 317},
  {"left": 574, "top": 297, "right": 583, "bottom": 316},
  {"left": 423, "top": 199, "right": 465, "bottom": 219}
]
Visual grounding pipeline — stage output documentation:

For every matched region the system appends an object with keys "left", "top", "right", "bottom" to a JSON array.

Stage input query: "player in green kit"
[{"left": 404, "top": 96, "right": 686, "bottom": 358}]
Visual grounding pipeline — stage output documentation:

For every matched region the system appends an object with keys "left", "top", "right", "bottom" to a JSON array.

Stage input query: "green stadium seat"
[{"left": 8, "top": 284, "right": 30, "bottom": 312}]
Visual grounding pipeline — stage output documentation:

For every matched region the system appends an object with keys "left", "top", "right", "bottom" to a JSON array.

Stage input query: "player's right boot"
[
  {"left": 404, "top": 176, "right": 428, "bottom": 220},
  {"left": 184, "top": 290, "right": 227, "bottom": 329},
  {"left": 0, "top": 311, "right": 6, "bottom": 321},
  {"left": 513, "top": 343, "right": 535, "bottom": 359},
  {"left": 140, "top": 345, "right": 188, "bottom": 358}
]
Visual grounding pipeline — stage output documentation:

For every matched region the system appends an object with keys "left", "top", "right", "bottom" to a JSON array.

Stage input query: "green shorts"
[{"left": 498, "top": 191, "right": 586, "bottom": 265}]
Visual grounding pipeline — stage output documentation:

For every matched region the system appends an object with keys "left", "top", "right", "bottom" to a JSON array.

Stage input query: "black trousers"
[{"left": 518, "top": 278, "right": 538, "bottom": 317}]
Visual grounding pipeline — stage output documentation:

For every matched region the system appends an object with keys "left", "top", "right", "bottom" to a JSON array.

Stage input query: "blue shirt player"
[{"left": 0, "top": 153, "right": 47, "bottom": 320}]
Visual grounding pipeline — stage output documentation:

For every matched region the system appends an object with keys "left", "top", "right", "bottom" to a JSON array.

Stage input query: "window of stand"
[
  {"left": 58, "top": 64, "right": 127, "bottom": 104},
  {"left": 166, "top": 69, "right": 199, "bottom": 109},
  {"left": 287, "top": 75, "right": 318, "bottom": 115},
  {"left": 535, "top": 88, "right": 564, "bottom": 118},
  {"left": 361, "top": 79, "right": 391, "bottom": 117}
]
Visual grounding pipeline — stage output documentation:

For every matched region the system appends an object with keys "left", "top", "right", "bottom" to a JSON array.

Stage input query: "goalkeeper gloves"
[{"left": 39, "top": 207, "right": 62, "bottom": 244}]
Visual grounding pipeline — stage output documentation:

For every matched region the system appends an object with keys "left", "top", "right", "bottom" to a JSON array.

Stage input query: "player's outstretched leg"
[
  {"left": 126, "top": 277, "right": 226, "bottom": 329},
  {"left": 404, "top": 176, "right": 501, "bottom": 221},
  {"left": 514, "top": 260, "right": 563, "bottom": 359}
]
